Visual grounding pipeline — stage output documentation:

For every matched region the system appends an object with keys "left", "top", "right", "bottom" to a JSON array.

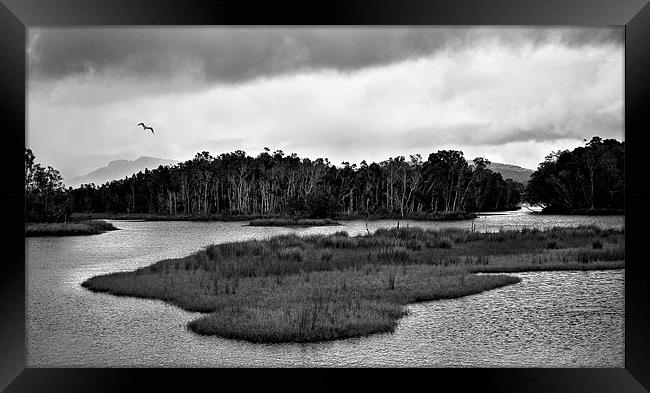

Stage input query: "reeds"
[{"left": 277, "top": 247, "right": 304, "bottom": 261}]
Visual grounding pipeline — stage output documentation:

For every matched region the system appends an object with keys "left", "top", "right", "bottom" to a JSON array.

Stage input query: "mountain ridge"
[
  {"left": 65, "top": 156, "right": 180, "bottom": 188},
  {"left": 65, "top": 155, "right": 535, "bottom": 189},
  {"left": 484, "top": 161, "right": 534, "bottom": 184}
]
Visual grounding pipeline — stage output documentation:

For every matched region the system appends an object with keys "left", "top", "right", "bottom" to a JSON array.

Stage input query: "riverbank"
[
  {"left": 82, "top": 225, "right": 624, "bottom": 343},
  {"left": 537, "top": 207, "right": 625, "bottom": 215},
  {"left": 70, "top": 211, "right": 478, "bottom": 222},
  {"left": 26, "top": 220, "right": 118, "bottom": 237}
]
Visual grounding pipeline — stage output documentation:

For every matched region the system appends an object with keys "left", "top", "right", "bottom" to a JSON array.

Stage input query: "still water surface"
[{"left": 26, "top": 209, "right": 624, "bottom": 367}]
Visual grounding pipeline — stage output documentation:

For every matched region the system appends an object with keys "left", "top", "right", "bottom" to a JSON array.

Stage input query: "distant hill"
[
  {"left": 66, "top": 156, "right": 534, "bottom": 188},
  {"left": 65, "top": 156, "right": 180, "bottom": 188},
  {"left": 485, "top": 162, "right": 535, "bottom": 184}
]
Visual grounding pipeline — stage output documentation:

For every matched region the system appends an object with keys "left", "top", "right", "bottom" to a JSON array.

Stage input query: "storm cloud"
[
  {"left": 29, "top": 27, "right": 622, "bottom": 85},
  {"left": 27, "top": 27, "right": 624, "bottom": 181}
]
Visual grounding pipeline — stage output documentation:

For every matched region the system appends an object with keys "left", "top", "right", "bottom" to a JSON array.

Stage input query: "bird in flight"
[{"left": 137, "top": 123, "right": 155, "bottom": 134}]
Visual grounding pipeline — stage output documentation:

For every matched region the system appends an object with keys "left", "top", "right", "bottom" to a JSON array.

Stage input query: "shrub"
[{"left": 592, "top": 240, "right": 603, "bottom": 249}]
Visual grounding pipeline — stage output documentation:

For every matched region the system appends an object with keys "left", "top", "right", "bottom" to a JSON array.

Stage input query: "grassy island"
[
  {"left": 248, "top": 218, "right": 341, "bottom": 227},
  {"left": 82, "top": 225, "right": 624, "bottom": 343},
  {"left": 335, "top": 211, "right": 478, "bottom": 221},
  {"left": 25, "top": 220, "right": 118, "bottom": 237}
]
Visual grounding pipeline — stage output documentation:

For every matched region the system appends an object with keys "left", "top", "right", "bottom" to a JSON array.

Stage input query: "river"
[{"left": 26, "top": 209, "right": 624, "bottom": 367}]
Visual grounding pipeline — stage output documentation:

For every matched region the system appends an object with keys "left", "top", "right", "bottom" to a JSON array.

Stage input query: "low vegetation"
[
  {"left": 82, "top": 225, "right": 624, "bottom": 343},
  {"left": 334, "top": 211, "right": 478, "bottom": 221},
  {"left": 25, "top": 220, "right": 118, "bottom": 237},
  {"left": 248, "top": 218, "right": 341, "bottom": 227}
]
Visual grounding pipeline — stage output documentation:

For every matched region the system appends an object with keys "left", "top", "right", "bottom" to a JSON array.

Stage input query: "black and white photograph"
[{"left": 25, "top": 26, "right": 626, "bottom": 368}]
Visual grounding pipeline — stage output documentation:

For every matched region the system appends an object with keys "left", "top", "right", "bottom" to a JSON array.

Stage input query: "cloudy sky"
[{"left": 27, "top": 27, "right": 624, "bottom": 181}]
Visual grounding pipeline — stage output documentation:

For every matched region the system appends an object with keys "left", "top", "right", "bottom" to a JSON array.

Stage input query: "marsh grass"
[
  {"left": 82, "top": 225, "right": 624, "bottom": 343},
  {"left": 249, "top": 218, "right": 341, "bottom": 227},
  {"left": 25, "top": 220, "right": 118, "bottom": 237},
  {"left": 277, "top": 247, "right": 304, "bottom": 261}
]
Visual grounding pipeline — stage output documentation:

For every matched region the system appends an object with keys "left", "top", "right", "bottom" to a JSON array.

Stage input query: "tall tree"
[{"left": 526, "top": 137, "right": 624, "bottom": 213}]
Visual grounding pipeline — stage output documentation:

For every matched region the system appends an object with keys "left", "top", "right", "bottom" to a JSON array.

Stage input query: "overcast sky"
[{"left": 27, "top": 27, "right": 624, "bottom": 181}]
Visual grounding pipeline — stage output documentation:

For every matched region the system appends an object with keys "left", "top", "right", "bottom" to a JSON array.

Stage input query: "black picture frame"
[{"left": 1, "top": 0, "right": 649, "bottom": 391}]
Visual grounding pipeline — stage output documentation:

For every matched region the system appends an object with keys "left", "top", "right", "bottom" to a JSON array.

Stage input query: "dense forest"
[
  {"left": 26, "top": 148, "right": 523, "bottom": 222},
  {"left": 25, "top": 136, "right": 624, "bottom": 222},
  {"left": 526, "top": 137, "right": 624, "bottom": 213}
]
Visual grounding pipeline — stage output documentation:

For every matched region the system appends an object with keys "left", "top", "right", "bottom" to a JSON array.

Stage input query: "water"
[{"left": 26, "top": 209, "right": 624, "bottom": 367}]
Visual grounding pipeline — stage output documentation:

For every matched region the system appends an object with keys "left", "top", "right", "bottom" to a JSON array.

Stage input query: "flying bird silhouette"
[{"left": 137, "top": 123, "right": 155, "bottom": 134}]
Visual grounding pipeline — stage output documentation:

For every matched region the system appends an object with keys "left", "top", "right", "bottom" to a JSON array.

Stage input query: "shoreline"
[
  {"left": 71, "top": 211, "right": 480, "bottom": 223},
  {"left": 68, "top": 209, "right": 626, "bottom": 224},
  {"left": 81, "top": 225, "right": 624, "bottom": 344}
]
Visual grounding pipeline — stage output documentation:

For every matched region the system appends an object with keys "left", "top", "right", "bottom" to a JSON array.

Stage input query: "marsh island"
[{"left": 82, "top": 225, "right": 624, "bottom": 343}]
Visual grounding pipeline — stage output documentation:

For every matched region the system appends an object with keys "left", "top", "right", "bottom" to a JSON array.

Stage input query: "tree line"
[
  {"left": 25, "top": 148, "right": 523, "bottom": 222},
  {"left": 25, "top": 136, "right": 623, "bottom": 222}
]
